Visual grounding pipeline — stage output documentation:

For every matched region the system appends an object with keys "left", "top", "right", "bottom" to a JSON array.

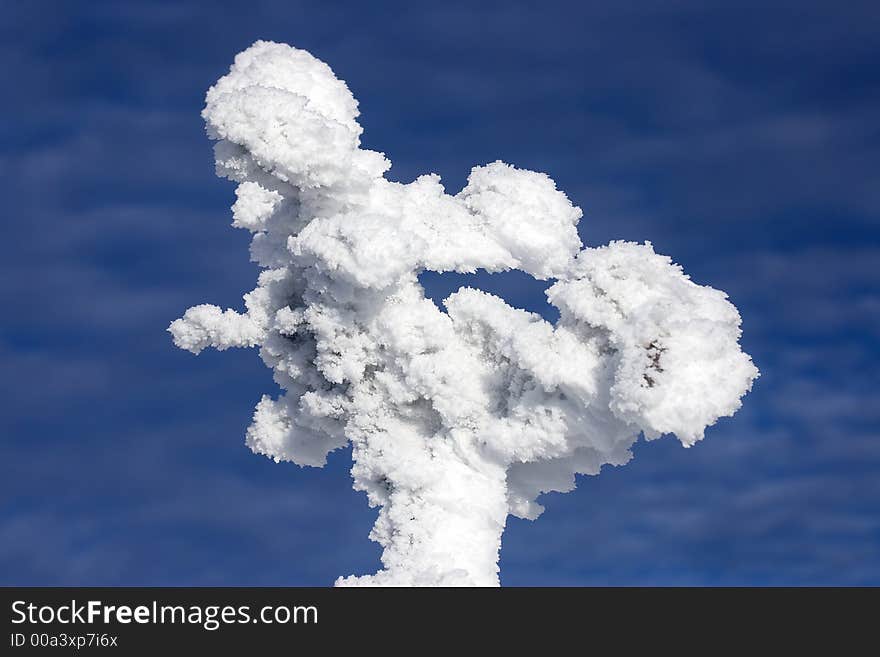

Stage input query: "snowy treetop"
[{"left": 170, "top": 41, "right": 758, "bottom": 586}]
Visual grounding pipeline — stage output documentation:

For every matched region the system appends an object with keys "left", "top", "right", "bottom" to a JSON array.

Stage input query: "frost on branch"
[{"left": 169, "top": 41, "right": 759, "bottom": 586}]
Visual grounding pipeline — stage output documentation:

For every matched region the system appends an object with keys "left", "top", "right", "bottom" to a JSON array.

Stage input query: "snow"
[{"left": 169, "top": 40, "right": 759, "bottom": 586}]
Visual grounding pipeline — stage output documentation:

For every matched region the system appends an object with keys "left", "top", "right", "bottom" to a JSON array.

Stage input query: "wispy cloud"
[{"left": 2, "top": 0, "right": 878, "bottom": 585}]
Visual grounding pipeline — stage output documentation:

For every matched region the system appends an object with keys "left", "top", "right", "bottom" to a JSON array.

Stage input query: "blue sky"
[{"left": 2, "top": 0, "right": 878, "bottom": 585}]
